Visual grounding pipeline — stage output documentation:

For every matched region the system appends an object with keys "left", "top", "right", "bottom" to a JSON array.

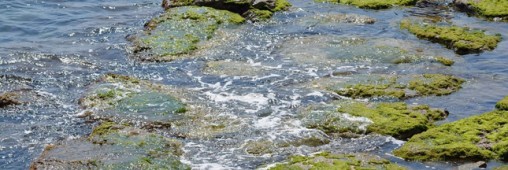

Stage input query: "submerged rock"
[
  {"left": 203, "top": 60, "right": 271, "bottom": 77},
  {"left": 79, "top": 74, "right": 244, "bottom": 139},
  {"left": 301, "top": 101, "right": 447, "bottom": 140},
  {"left": 434, "top": 56, "right": 455, "bottom": 66},
  {"left": 400, "top": 19, "right": 502, "bottom": 54},
  {"left": 30, "top": 122, "right": 189, "bottom": 169},
  {"left": 162, "top": 0, "right": 291, "bottom": 21},
  {"left": 244, "top": 131, "right": 331, "bottom": 155},
  {"left": 394, "top": 110, "right": 508, "bottom": 161},
  {"left": 453, "top": 0, "right": 508, "bottom": 21},
  {"left": 333, "top": 74, "right": 465, "bottom": 99},
  {"left": 316, "top": 0, "right": 417, "bottom": 9},
  {"left": 298, "top": 13, "right": 376, "bottom": 25},
  {"left": 0, "top": 92, "right": 20, "bottom": 108},
  {"left": 131, "top": 6, "right": 245, "bottom": 62},
  {"left": 266, "top": 152, "right": 406, "bottom": 169},
  {"left": 279, "top": 36, "right": 449, "bottom": 67}
]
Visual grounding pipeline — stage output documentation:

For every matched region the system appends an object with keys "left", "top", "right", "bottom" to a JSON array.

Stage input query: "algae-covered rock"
[
  {"left": 453, "top": 0, "right": 508, "bottom": 21},
  {"left": 317, "top": 0, "right": 417, "bottom": 9},
  {"left": 162, "top": 0, "right": 291, "bottom": 20},
  {"left": 494, "top": 165, "right": 508, "bottom": 170},
  {"left": 267, "top": 152, "right": 406, "bottom": 170},
  {"left": 333, "top": 74, "right": 465, "bottom": 99},
  {"left": 408, "top": 74, "right": 465, "bottom": 96},
  {"left": 496, "top": 96, "right": 508, "bottom": 111},
  {"left": 131, "top": 6, "right": 245, "bottom": 62},
  {"left": 279, "top": 36, "right": 444, "bottom": 67},
  {"left": 244, "top": 132, "right": 331, "bottom": 155},
  {"left": 79, "top": 74, "right": 188, "bottom": 128},
  {"left": 394, "top": 110, "right": 508, "bottom": 161},
  {"left": 400, "top": 19, "right": 502, "bottom": 54},
  {"left": 434, "top": 56, "right": 455, "bottom": 66},
  {"left": 30, "top": 122, "right": 189, "bottom": 170},
  {"left": 0, "top": 92, "right": 20, "bottom": 108},
  {"left": 300, "top": 103, "right": 372, "bottom": 138},
  {"left": 79, "top": 74, "right": 245, "bottom": 139},
  {"left": 337, "top": 102, "right": 448, "bottom": 140}
]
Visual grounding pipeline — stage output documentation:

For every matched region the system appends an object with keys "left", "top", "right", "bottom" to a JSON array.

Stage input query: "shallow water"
[{"left": 1, "top": 0, "right": 507, "bottom": 169}]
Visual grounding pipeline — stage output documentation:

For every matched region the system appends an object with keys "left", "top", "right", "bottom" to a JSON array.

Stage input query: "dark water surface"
[{"left": 1, "top": 0, "right": 507, "bottom": 169}]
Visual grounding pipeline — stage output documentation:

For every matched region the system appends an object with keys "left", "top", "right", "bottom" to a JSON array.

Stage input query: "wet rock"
[
  {"left": 162, "top": 0, "right": 291, "bottom": 21},
  {"left": 495, "top": 96, "right": 508, "bottom": 111},
  {"left": 301, "top": 101, "right": 447, "bottom": 140},
  {"left": 394, "top": 110, "right": 508, "bottom": 161},
  {"left": 457, "top": 161, "right": 487, "bottom": 170},
  {"left": 453, "top": 0, "right": 508, "bottom": 21},
  {"left": 332, "top": 74, "right": 465, "bottom": 99},
  {"left": 30, "top": 122, "right": 189, "bottom": 170},
  {"left": 400, "top": 19, "right": 502, "bottom": 54},
  {"left": 79, "top": 74, "right": 245, "bottom": 139},
  {"left": 131, "top": 6, "right": 245, "bottom": 62},
  {"left": 266, "top": 152, "right": 406, "bottom": 169},
  {"left": 203, "top": 60, "right": 271, "bottom": 77},
  {"left": 316, "top": 0, "right": 417, "bottom": 9},
  {"left": 244, "top": 130, "right": 331, "bottom": 155},
  {"left": 0, "top": 92, "right": 20, "bottom": 108}
]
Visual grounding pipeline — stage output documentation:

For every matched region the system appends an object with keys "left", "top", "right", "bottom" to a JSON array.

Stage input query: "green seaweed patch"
[
  {"left": 317, "top": 0, "right": 417, "bottom": 9},
  {"left": 496, "top": 96, "right": 508, "bottom": 111},
  {"left": 400, "top": 19, "right": 502, "bottom": 54},
  {"left": 494, "top": 165, "right": 508, "bottom": 170},
  {"left": 133, "top": 6, "right": 245, "bottom": 61},
  {"left": 394, "top": 110, "right": 508, "bottom": 161},
  {"left": 335, "top": 74, "right": 465, "bottom": 99},
  {"left": 456, "top": 0, "right": 508, "bottom": 19},
  {"left": 245, "top": 9, "right": 273, "bottom": 21},
  {"left": 272, "top": 0, "right": 292, "bottom": 12},
  {"left": 268, "top": 152, "right": 406, "bottom": 170},
  {"left": 334, "top": 76, "right": 407, "bottom": 99},
  {"left": 408, "top": 74, "right": 465, "bottom": 96},
  {"left": 434, "top": 56, "right": 455, "bottom": 66},
  {"left": 338, "top": 102, "right": 448, "bottom": 140}
]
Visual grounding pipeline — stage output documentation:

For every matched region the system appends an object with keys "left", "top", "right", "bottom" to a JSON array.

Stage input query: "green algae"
[
  {"left": 268, "top": 152, "right": 406, "bottom": 170},
  {"left": 32, "top": 122, "right": 190, "bottom": 169},
  {"left": 272, "top": 0, "right": 292, "bottom": 12},
  {"left": 336, "top": 80, "right": 407, "bottom": 99},
  {"left": 457, "top": 0, "right": 508, "bottom": 19},
  {"left": 335, "top": 74, "right": 465, "bottom": 99},
  {"left": 434, "top": 56, "right": 455, "bottom": 66},
  {"left": 494, "top": 165, "right": 508, "bottom": 170},
  {"left": 400, "top": 19, "right": 502, "bottom": 54},
  {"left": 338, "top": 102, "right": 447, "bottom": 140},
  {"left": 394, "top": 110, "right": 508, "bottom": 161},
  {"left": 317, "top": 0, "right": 417, "bottom": 9},
  {"left": 245, "top": 139, "right": 274, "bottom": 155},
  {"left": 133, "top": 6, "right": 245, "bottom": 61},
  {"left": 496, "top": 96, "right": 508, "bottom": 111},
  {"left": 408, "top": 74, "right": 465, "bottom": 96}
]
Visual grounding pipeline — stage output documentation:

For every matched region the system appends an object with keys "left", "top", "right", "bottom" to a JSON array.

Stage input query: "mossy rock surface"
[
  {"left": 394, "top": 110, "right": 508, "bottom": 161},
  {"left": 434, "top": 56, "right": 455, "bottom": 66},
  {"left": 334, "top": 74, "right": 465, "bottom": 99},
  {"left": 244, "top": 133, "right": 330, "bottom": 155},
  {"left": 453, "top": 0, "right": 508, "bottom": 20},
  {"left": 203, "top": 60, "right": 271, "bottom": 77},
  {"left": 162, "top": 0, "right": 291, "bottom": 21},
  {"left": 30, "top": 122, "right": 189, "bottom": 170},
  {"left": 338, "top": 102, "right": 447, "bottom": 140},
  {"left": 267, "top": 152, "right": 406, "bottom": 170},
  {"left": 132, "top": 6, "right": 245, "bottom": 62},
  {"left": 496, "top": 96, "right": 508, "bottom": 111},
  {"left": 400, "top": 19, "right": 502, "bottom": 54},
  {"left": 316, "top": 0, "right": 417, "bottom": 9}
]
